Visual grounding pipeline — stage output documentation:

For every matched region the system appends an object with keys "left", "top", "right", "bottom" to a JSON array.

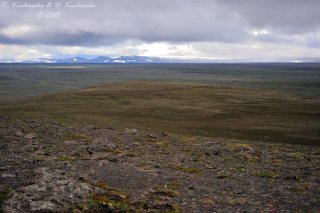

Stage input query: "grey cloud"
[
  {"left": 0, "top": 30, "right": 123, "bottom": 46},
  {"left": 215, "top": 0, "right": 320, "bottom": 33},
  {"left": 0, "top": 0, "right": 319, "bottom": 47}
]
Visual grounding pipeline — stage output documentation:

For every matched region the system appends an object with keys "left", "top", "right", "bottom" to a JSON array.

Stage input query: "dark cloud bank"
[{"left": 0, "top": 0, "right": 319, "bottom": 46}]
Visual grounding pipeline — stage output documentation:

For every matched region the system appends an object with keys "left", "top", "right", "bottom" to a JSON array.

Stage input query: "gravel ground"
[{"left": 1, "top": 116, "right": 319, "bottom": 212}]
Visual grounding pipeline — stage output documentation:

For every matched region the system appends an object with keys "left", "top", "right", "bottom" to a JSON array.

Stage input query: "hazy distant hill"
[
  {"left": 21, "top": 56, "right": 173, "bottom": 64},
  {"left": 1, "top": 56, "right": 320, "bottom": 64}
]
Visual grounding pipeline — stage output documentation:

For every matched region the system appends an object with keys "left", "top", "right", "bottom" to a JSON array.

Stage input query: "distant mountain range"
[
  {"left": 0, "top": 56, "right": 319, "bottom": 64},
  {"left": 20, "top": 56, "right": 174, "bottom": 64}
]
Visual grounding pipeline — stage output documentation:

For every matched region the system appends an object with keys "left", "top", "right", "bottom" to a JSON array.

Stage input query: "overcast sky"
[{"left": 0, "top": 0, "right": 319, "bottom": 61}]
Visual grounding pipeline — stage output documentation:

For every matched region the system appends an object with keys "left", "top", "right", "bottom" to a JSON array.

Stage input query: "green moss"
[
  {"left": 95, "top": 181, "right": 109, "bottom": 190},
  {"left": 81, "top": 180, "right": 182, "bottom": 212},
  {"left": 105, "top": 148, "right": 123, "bottom": 154},
  {"left": 0, "top": 190, "right": 10, "bottom": 213},
  {"left": 77, "top": 199, "right": 97, "bottom": 212},
  {"left": 165, "top": 183, "right": 177, "bottom": 191},
  {"left": 258, "top": 171, "right": 278, "bottom": 179},
  {"left": 168, "top": 205, "right": 182, "bottom": 213},
  {"left": 81, "top": 182, "right": 131, "bottom": 212},
  {"left": 63, "top": 132, "right": 91, "bottom": 142},
  {"left": 153, "top": 184, "right": 180, "bottom": 197},
  {"left": 90, "top": 195, "right": 130, "bottom": 210}
]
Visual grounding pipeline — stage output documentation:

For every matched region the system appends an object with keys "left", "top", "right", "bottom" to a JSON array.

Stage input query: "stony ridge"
[{"left": 0, "top": 117, "right": 319, "bottom": 212}]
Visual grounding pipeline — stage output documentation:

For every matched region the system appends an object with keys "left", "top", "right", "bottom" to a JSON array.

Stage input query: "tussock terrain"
[{"left": 0, "top": 82, "right": 320, "bottom": 212}]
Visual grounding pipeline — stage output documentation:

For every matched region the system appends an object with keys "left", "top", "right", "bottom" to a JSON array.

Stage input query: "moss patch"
[
  {"left": 0, "top": 190, "right": 10, "bottom": 213},
  {"left": 257, "top": 171, "right": 278, "bottom": 179}
]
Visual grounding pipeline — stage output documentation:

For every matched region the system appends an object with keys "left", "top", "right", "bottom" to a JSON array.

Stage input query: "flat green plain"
[{"left": 0, "top": 63, "right": 319, "bottom": 145}]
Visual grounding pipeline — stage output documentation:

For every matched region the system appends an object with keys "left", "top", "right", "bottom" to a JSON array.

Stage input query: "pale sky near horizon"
[{"left": 0, "top": 0, "right": 319, "bottom": 61}]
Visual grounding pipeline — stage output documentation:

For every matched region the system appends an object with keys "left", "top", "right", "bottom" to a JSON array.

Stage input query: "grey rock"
[
  {"left": 93, "top": 136, "right": 108, "bottom": 143},
  {"left": 1, "top": 173, "right": 16, "bottom": 178},
  {"left": 106, "top": 143, "right": 116, "bottom": 149},
  {"left": 147, "top": 134, "right": 156, "bottom": 138},
  {"left": 133, "top": 142, "right": 141, "bottom": 146},
  {"left": 14, "top": 130, "right": 24, "bottom": 137},
  {"left": 30, "top": 201, "right": 56, "bottom": 212},
  {"left": 64, "top": 140, "right": 79, "bottom": 145},
  {"left": 4, "top": 168, "right": 102, "bottom": 213},
  {"left": 125, "top": 128, "right": 138, "bottom": 134},
  {"left": 24, "top": 133, "right": 36, "bottom": 139}
]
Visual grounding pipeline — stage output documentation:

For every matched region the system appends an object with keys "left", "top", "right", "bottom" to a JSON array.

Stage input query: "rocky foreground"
[{"left": 0, "top": 117, "right": 319, "bottom": 212}]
